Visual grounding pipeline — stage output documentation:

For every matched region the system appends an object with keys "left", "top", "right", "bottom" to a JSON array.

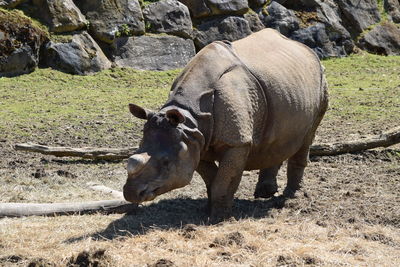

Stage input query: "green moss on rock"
[{"left": 0, "top": 8, "right": 48, "bottom": 56}]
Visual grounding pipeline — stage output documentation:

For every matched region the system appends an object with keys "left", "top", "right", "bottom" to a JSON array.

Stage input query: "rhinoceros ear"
[
  {"left": 129, "top": 103, "right": 154, "bottom": 120},
  {"left": 166, "top": 109, "right": 185, "bottom": 126}
]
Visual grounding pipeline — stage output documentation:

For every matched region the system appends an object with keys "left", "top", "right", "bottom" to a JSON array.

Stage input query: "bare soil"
[{"left": 0, "top": 123, "right": 399, "bottom": 265}]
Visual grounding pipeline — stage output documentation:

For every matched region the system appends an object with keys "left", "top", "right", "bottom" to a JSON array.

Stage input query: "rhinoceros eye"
[{"left": 161, "top": 157, "right": 170, "bottom": 167}]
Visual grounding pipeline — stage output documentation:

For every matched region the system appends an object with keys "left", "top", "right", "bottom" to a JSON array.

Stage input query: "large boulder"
[
  {"left": 291, "top": 23, "right": 339, "bottom": 59},
  {"left": 207, "top": 0, "right": 249, "bottom": 15},
  {"left": 336, "top": 0, "right": 381, "bottom": 38},
  {"left": 313, "top": 0, "right": 354, "bottom": 56},
  {"left": 358, "top": 22, "right": 400, "bottom": 55},
  {"left": 259, "top": 1, "right": 300, "bottom": 37},
  {"left": 178, "top": 0, "right": 249, "bottom": 18},
  {"left": 110, "top": 35, "right": 195, "bottom": 71},
  {"left": 143, "top": 0, "right": 193, "bottom": 38},
  {"left": 40, "top": 31, "right": 111, "bottom": 75},
  {"left": 385, "top": 0, "right": 400, "bottom": 23},
  {"left": 194, "top": 16, "right": 252, "bottom": 50},
  {"left": 178, "top": 0, "right": 211, "bottom": 18},
  {"left": 33, "top": 0, "right": 88, "bottom": 33},
  {"left": 0, "top": 9, "right": 48, "bottom": 77},
  {"left": 316, "top": 0, "right": 348, "bottom": 34},
  {"left": 270, "top": 0, "right": 355, "bottom": 57},
  {"left": 244, "top": 11, "right": 265, "bottom": 32},
  {"left": 0, "top": 0, "right": 25, "bottom": 8},
  {"left": 74, "top": 0, "right": 145, "bottom": 44}
]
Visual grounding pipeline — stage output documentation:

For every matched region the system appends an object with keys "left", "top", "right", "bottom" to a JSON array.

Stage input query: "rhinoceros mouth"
[
  {"left": 123, "top": 184, "right": 162, "bottom": 203},
  {"left": 141, "top": 186, "right": 162, "bottom": 202}
]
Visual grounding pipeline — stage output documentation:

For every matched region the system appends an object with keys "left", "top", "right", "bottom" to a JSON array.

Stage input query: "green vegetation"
[
  {"left": 0, "top": 8, "right": 49, "bottom": 52},
  {"left": 0, "top": 53, "right": 399, "bottom": 146},
  {"left": 49, "top": 33, "right": 74, "bottom": 43},
  {"left": 139, "top": 0, "right": 160, "bottom": 8},
  {"left": 0, "top": 68, "right": 179, "bottom": 145},
  {"left": 115, "top": 24, "right": 134, "bottom": 38},
  {"left": 376, "top": 0, "right": 389, "bottom": 22},
  {"left": 0, "top": 7, "right": 49, "bottom": 35},
  {"left": 323, "top": 53, "right": 400, "bottom": 124}
]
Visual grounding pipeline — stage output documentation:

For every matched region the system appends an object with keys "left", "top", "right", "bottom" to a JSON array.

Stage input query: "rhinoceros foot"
[
  {"left": 254, "top": 181, "right": 278, "bottom": 199},
  {"left": 282, "top": 186, "right": 300, "bottom": 198}
]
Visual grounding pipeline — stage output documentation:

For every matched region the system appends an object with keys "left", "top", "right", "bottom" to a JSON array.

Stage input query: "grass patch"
[
  {"left": 0, "top": 67, "right": 179, "bottom": 146},
  {"left": 0, "top": 53, "right": 399, "bottom": 146},
  {"left": 322, "top": 53, "right": 400, "bottom": 126}
]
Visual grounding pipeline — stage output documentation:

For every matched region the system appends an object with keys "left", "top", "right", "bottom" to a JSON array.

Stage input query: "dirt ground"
[{"left": 0, "top": 118, "right": 399, "bottom": 266}]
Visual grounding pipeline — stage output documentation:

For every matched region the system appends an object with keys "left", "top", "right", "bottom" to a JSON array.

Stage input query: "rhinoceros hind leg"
[
  {"left": 285, "top": 93, "right": 328, "bottom": 197},
  {"left": 254, "top": 164, "right": 282, "bottom": 198},
  {"left": 284, "top": 146, "right": 309, "bottom": 197}
]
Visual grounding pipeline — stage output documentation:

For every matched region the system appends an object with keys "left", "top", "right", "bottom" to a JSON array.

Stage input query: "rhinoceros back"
[{"left": 229, "top": 29, "right": 326, "bottom": 166}]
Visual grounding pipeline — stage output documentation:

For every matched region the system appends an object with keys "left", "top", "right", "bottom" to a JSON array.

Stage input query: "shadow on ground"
[{"left": 65, "top": 196, "right": 288, "bottom": 243}]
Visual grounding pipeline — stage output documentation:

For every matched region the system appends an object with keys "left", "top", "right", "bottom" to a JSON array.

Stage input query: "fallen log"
[
  {"left": 310, "top": 127, "right": 400, "bottom": 156},
  {"left": 14, "top": 143, "right": 136, "bottom": 160},
  {"left": 0, "top": 200, "right": 136, "bottom": 218},
  {"left": 14, "top": 127, "right": 400, "bottom": 158},
  {"left": 87, "top": 182, "right": 124, "bottom": 199}
]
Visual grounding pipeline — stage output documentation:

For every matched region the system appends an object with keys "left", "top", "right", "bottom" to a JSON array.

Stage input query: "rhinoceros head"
[{"left": 123, "top": 103, "right": 203, "bottom": 203}]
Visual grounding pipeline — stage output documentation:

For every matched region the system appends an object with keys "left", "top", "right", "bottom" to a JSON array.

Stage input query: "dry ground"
[{"left": 0, "top": 53, "right": 399, "bottom": 266}]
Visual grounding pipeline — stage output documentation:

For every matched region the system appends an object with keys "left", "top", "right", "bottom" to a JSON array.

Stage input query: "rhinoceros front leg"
[
  {"left": 196, "top": 160, "right": 218, "bottom": 212},
  {"left": 209, "top": 146, "right": 249, "bottom": 222}
]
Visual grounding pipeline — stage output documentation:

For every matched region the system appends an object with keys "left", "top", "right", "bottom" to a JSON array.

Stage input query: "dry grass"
[{"left": 1, "top": 214, "right": 399, "bottom": 266}]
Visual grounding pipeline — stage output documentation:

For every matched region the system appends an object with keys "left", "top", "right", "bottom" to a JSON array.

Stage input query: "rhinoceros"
[{"left": 123, "top": 28, "right": 328, "bottom": 220}]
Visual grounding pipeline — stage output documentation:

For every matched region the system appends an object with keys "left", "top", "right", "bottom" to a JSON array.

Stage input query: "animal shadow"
[{"left": 65, "top": 195, "right": 288, "bottom": 243}]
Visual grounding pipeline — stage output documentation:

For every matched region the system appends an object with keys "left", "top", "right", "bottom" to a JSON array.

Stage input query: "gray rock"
[
  {"left": 248, "top": 0, "right": 267, "bottom": 8},
  {"left": 336, "top": 0, "right": 381, "bottom": 38},
  {"left": 207, "top": 0, "right": 249, "bottom": 15},
  {"left": 244, "top": 11, "right": 265, "bottom": 32},
  {"left": 178, "top": 0, "right": 211, "bottom": 18},
  {"left": 0, "top": 46, "right": 37, "bottom": 77},
  {"left": 316, "top": 0, "right": 347, "bottom": 32},
  {"left": 259, "top": 1, "right": 300, "bottom": 37},
  {"left": 178, "top": 0, "right": 248, "bottom": 18},
  {"left": 74, "top": 0, "right": 145, "bottom": 44},
  {"left": 143, "top": 0, "right": 193, "bottom": 38},
  {"left": 314, "top": 0, "right": 354, "bottom": 56},
  {"left": 33, "top": 0, "right": 88, "bottom": 33},
  {"left": 290, "top": 23, "right": 346, "bottom": 59},
  {"left": 358, "top": 23, "right": 400, "bottom": 55},
  {"left": 110, "top": 35, "right": 196, "bottom": 71},
  {"left": 277, "top": 0, "right": 319, "bottom": 9},
  {"left": 0, "top": 0, "right": 25, "bottom": 8},
  {"left": 385, "top": 0, "right": 400, "bottom": 23},
  {"left": 194, "top": 16, "right": 252, "bottom": 50},
  {"left": 41, "top": 32, "right": 112, "bottom": 75}
]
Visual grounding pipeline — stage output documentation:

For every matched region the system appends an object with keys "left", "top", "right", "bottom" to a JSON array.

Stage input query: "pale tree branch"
[{"left": 14, "top": 127, "right": 400, "bottom": 158}]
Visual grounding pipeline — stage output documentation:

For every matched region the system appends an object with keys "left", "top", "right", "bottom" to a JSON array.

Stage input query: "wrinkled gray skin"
[{"left": 123, "top": 29, "right": 328, "bottom": 221}]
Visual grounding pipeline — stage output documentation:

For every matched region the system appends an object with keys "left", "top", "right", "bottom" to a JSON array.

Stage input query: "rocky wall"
[{"left": 0, "top": 0, "right": 399, "bottom": 76}]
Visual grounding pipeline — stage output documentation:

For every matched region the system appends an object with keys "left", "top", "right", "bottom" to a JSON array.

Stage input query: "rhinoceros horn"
[{"left": 127, "top": 153, "right": 150, "bottom": 176}]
